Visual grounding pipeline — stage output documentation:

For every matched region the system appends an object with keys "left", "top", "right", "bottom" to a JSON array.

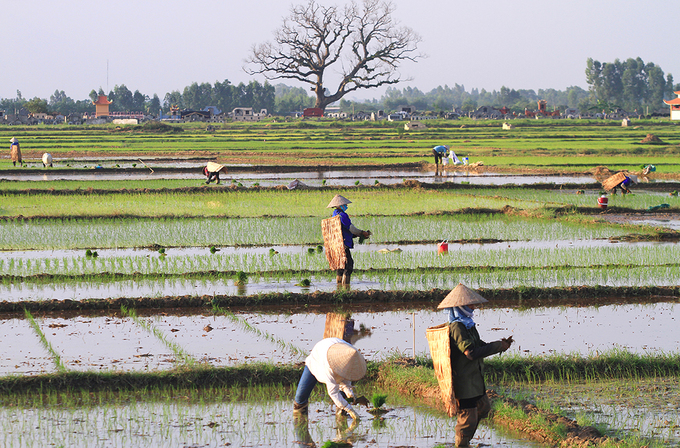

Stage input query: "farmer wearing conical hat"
[
  {"left": 438, "top": 284, "right": 514, "bottom": 447},
  {"left": 612, "top": 174, "right": 637, "bottom": 195},
  {"left": 9, "top": 137, "right": 21, "bottom": 167},
  {"left": 327, "top": 194, "right": 371, "bottom": 287},
  {"left": 203, "top": 161, "right": 226, "bottom": 184},
  {"left": 293, "top": 338, "right": 367, "bottom": 421}
]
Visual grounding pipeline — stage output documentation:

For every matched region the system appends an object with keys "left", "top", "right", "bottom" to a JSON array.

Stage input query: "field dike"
[{"left": 1, "top": 285, "right": 677, "bottom": 313}]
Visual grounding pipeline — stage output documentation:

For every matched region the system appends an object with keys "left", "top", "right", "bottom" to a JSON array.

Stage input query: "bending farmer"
[
  {"left": 203, "top": 161, "right": 226, "bottom": 184},
  {"left": 432, "top": 145, "right": 449, "bottom": 166},
  {"left": 612, "top": 174, "right": 637, "bottom": 195},
  {"left": 438, "top": 283, "right": 514, "bottom": 447},
  {"left": 327, "top": 194, "right": 371, "bottom": 287},
  {"left": 293, "top": 338, "right": 367, "bottom": 421}
]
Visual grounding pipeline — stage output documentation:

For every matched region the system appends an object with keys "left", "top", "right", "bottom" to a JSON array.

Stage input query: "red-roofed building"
[
  {"left": 663, "top": 91, "right": 680, "bottom": 120},
  {"left": 93, "top": 95, "right": 112, "bottom": 118}
]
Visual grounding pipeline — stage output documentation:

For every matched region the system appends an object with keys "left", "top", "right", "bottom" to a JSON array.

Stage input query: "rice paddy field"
[{"left": 1, "top": 119, "right": 679, "bottom": 447}]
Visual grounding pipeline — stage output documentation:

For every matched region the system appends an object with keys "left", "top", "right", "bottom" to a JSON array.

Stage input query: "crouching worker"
[
  {"left": 612, "top": 174, "right": 637, "bottom": 195},
  {"left": 293, "top": 338, "right": 367, "bottom": 421},
  {"left": 438, "top": 284, "right": 514, "bottom": 447},
  {"left": 203, "top": 161, "right": 226, "bottom": 184}
]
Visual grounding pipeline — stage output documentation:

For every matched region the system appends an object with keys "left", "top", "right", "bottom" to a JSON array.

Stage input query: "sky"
[{"left": 3, "top": 0, "right": 678, "bottom": 103}]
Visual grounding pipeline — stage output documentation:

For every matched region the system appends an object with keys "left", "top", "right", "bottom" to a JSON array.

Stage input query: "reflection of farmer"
[
  {"left": 438, "top": 284, "right": 513, "bottom": 447},
  {"left": 293, "top": 338, "right": 366, "bottom": 421},
  {"left": 327, "top": 194, "right": 371, "bottom": 287},
  {"left": 612, "top": 174, "right": 637, "bottom": 195},
  {"left": 10, "top": 137, "right": 21, "bottom": 166},
  {"left": 432, "top": 145, "right": 449, "bottom": 166},
  {"left": 203, "top": 161, "right": 226, "bottom": 184}
]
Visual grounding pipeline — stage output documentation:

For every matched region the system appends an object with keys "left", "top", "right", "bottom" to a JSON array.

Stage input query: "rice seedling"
[
  {"left": 210, "top": 304, "right": 306, "bottom": 359},
  {"left": 24, "top": 310, "right": 66, "bottom": 373},
  {"left": 121, "top": 306, "right": 197, "bottom": 367}
]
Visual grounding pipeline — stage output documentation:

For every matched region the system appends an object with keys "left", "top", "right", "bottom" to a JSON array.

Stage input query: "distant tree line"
[
  {"left": 585, "top": 57, "right": 674, "bottom": 113},
  {"left": 1, "top": 57, "right": 676, "bottom": 117}
]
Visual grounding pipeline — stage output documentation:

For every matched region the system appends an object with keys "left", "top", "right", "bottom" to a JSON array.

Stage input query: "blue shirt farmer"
[{"left": 332, "top": 208, "right": 355, "bottom": 249}]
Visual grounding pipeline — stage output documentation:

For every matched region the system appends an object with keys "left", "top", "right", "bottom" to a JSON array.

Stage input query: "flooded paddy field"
[
  {"left": 1, "top": 302, "right": 676, "bottom": 376},
  {"left": 502, "top": 377, "right": 680, "bottom": 446},
  {"left": 0, "top": 386, "right": 541, "bottom": 448},
  {"left": 0, "top": 165, "right": 604, "bottom": 186}
]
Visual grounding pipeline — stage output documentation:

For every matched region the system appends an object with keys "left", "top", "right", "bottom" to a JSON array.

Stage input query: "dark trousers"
[
  {"left": 206, "top": 172, "right": 220, "bottom": 184},
  {"left": 336, "top": 246, "right": 354, "bottom": 277},
  {"left": 432, "top": 149, "right": 443, "bottom": 165}
]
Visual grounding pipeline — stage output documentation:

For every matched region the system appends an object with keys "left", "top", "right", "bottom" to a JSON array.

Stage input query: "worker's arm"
[
  {"left": 464, "top": 336, "right": 513, "bottom": 360},
  {"left": 348, "top": 224, "right": 371, "bottom": 238}
]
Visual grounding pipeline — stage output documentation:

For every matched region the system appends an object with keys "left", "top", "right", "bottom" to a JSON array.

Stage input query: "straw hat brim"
[
  {"left": 628, "top": 175, "right": 638, "bottom": 183},
  {"left": 327, "top": 194, "right": 352, "bottom": 208},
  {"left": 437, "top": 283, "right": 488, "bottom": 309},
  {"left": 327, "top": 342, "right": 366, "bottom": 381}
]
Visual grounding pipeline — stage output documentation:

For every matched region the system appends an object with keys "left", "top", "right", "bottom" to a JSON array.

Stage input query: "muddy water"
[
  {"left": 0, "top": 166, "right": 602, "bottom": 186},
  {"left": 0, "top": 238, "right": 657, "bottom": 260},
  {"left": 0, "top": 394, "right": 541, "bottom": 447},
  {"left": 2, "top": 303, "right": 675, "bottom": 376}
]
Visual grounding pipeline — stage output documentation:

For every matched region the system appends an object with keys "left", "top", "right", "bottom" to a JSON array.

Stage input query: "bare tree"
[{"left": 245, "top": 0, "right": 421, "bottom": 111}]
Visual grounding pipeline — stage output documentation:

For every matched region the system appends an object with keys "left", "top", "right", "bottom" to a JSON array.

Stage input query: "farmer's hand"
[
  {"left": 362, "top": 230, "right": 371, "bottom": 238},
  {"left": 501, "top": 335, "right": 514, "bottom": 351}
]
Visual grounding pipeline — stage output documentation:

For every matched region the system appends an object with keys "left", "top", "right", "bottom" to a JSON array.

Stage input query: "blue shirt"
[
  {"left": 332, "top": 209, "right": 354, "bottom": 248},
  {"left": 433, "top": 145, "right": 448, "bottom": 155}
]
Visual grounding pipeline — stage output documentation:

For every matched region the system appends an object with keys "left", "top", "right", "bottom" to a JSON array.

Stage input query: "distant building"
[
  {"left": 93, "top": 95, "right": 112, "bottom": 118},
  {"left": 404, "top": 121, "right": 426, "bottom": 130},
  {"left": 663, "top": 91, "right": 680, "bottom": 120}
]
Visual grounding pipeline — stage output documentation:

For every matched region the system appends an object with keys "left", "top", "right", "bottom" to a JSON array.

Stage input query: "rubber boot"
[
  {"left": 455, "top": 407, "right": 478, "bottom": 447},
  {"left": 293, "top": 401, "right": 308, "bottom": 416}
]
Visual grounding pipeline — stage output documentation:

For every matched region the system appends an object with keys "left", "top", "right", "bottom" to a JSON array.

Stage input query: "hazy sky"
[{"left": 3, "top": 0, "right": 678, "bottom": 102}]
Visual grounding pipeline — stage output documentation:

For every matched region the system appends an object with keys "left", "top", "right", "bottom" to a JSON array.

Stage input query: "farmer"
[
  {"left": 432, "top": 145, "right": 449, "bottom": 167},
  {"left": 612, "top": 174, "right": 637, "bottom": 195},
  {"left": 293, "top": 337, "right": 366, "bottom": 421},
  {"left": 9, "top": 137, "right": 21, "bottom": 166},
  {"left": 438, "top": 283, "right": 514, "bottom": 447},
  {"left": 42, "top": 153, "right": 53, "bottom": 167},
  {"left": 203, "top": 161, "right": 225, "bottom": 184},
  {"left": 327, "top": 194, "right": 371, "bottom": 287}
]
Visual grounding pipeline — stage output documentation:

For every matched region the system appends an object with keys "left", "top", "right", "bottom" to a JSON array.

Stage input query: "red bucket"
[
  {"left": 438, "top": 240, "right": 449, "bottom": 254},
  {"left": 598, "top": 196, "right": 608, "bottom": 209}
]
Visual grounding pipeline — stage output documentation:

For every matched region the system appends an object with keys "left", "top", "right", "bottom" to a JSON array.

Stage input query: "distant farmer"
[
  {"left": 9, "top": 137, "right": 21, "bottom": 166},
  {"left": 42, "top": 153, "right": 53, "bottom": 167},
  {"left": 438, "top": 283, "right": 514, "bottom": 447},
  {"left": 612, "top": 174, "right": 638, "bottom": 195},
  {"left": 432, "top": 145, "right": 449, "bottom": 166},
  {"left": 203, "top": 161, "right": 226, "bottom": 184},
  {"left": 293, "top": 337, "right": 366, "bottom": 421},
  {"left": 603, "top": 172, "right": 638, "bottom": 195},
  {"left": 327, "top": 194, "right": 371, "bottom": 287}
]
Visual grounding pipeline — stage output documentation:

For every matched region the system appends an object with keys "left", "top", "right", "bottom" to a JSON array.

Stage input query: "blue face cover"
[{"left": 340, "top": 204, "right": 348, "bottom": 212}]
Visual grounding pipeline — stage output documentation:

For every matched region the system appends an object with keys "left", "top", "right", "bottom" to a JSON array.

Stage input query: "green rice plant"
[
  {"left": 24, "top": 310, "right": 66, "bottom": 373},
  {"left": 121, "top": 306, "right": 197, "bottom": 367},
  {"left": 370, "top": 392, "right": 387, "bottom": 409},
  {"left": 211, "top": 304, "right": 306, "bottom": 359}
]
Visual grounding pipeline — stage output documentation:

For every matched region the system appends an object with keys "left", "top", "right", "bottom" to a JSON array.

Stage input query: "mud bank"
[{"left": 1, "top": 285, "right": 677, "bottom": 314}]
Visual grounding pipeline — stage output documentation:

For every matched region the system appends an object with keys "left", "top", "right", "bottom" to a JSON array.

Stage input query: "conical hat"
[
  {"left": 628, "top": 174, "right": 638, "bottom": 184},
  {"left": 327, "top": 342, "right": 366, "bottom": 381},
  {"left": 10, "top": 137, "right": 18, "bottom": 143},
  {"left": 437, "top": 283, "right": 488, "bottom": 309},
  {"left": 327, "top": 194, "right": 352, "bottom": 208}
]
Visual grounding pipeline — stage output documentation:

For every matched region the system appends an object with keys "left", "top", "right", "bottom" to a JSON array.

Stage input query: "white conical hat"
[
  {"left": 10, "top": 137, "right": 18, "bottom": 143},
  {"left": 327, "top": 194, "right": 352, "bottom": 208},
  {"left": 437, "top": 283, "right": 488, "bottom": 309},
  {"left": 628, "top": 174, "right": 638, "bottom": 184},
  {"left": 327, "top": 342, "right": 366, "bottom": 381}
]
